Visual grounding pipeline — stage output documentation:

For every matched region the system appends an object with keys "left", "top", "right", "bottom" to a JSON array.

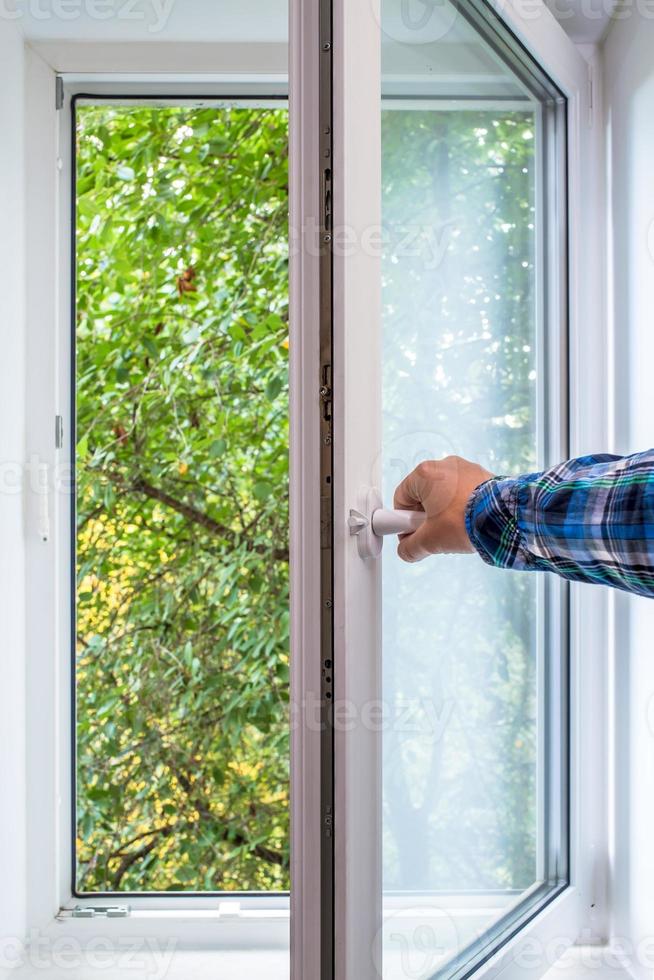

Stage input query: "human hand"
[{"left": 393, "top": 456, "right": 493, "bottom": 562}]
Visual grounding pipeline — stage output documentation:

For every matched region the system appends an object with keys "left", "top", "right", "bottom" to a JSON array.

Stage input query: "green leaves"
[
  {"left": 142, "top": 336, "right": 160, "bottom": 359},
  {"left": 209, "top": 438, "right": 226, "bottom": 459},
  {"left": 75, "top": 103, "right": 290, "bottom": 894},
  {"left": 265, "top": 375, "right": 283, "bottom": 401},
  {"left": 253, "top": 481, "right": 273, "bottom": 503}
]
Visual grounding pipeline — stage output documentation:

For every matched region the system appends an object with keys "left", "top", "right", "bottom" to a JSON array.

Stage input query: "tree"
[
  {"left": 75, "top": 104, "right": 290, "bottom": 891},
  {"left": 380, "top": 108, "right": 539, "bottom": 891},
  {"left": 75, "top": 99, "right": 541, "bottom": 898}
]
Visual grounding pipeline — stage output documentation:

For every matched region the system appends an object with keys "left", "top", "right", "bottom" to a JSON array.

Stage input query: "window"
[
  {"left": 18, "top": 0, "right": 598, "bottom": 971},
  {"left": 73, "top": 97, "right": 290, "bottom": 895},
  {"left": 325, "top": 0, "right": 572, "bottom": 975},
  {"left": 378, "top": 2, "right": 569, "bottom": 974},
  {"left": 381, "top": 0, "right": 566, "bottom": 960}
]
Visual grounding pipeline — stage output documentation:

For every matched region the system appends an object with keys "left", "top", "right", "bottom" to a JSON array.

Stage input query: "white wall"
[
  {"left": 0, "top": 13, "right": 27, "bottom": 968},
  {"left": 603, "top": 13, "right": 654, "bottom": 977},
  {"left": 543, "top": 0, "right": 618, "bottom": 42},
  {"left": 12, "top": 0, "right": 287, "bottom": 42}
]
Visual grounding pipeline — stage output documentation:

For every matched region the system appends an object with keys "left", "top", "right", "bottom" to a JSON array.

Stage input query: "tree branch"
[
  {"left": 173, "top": 768, "right": 285, "bottom": 868},
  {"left": 128, "top": 474, "right": 288, "bottom": 562},
  {"left": 111, "top": 825, "right": 174, "bottom": 889}
]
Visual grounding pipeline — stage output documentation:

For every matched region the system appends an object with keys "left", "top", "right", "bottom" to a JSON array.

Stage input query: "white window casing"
[{"left": 19, "top": 2, "right": 610, "bottom": 974}]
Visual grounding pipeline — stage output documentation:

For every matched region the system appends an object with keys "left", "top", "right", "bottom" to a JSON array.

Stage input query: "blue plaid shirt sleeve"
[{"left": 464, "top": 450, "right": 654, "bottom": 598}]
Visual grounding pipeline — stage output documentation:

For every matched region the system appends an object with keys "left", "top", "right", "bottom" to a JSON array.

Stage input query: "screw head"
[
  {"left": 323, "top": 233, "right": 332, "bottom": 244},
  {"left": 322, "top": 41, "right": 331, "bottom": 51},
  {"left": 325, "top": 599, "right": 333, "bottom": 608}
]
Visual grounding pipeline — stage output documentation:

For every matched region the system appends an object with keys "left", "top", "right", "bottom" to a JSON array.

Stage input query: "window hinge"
[
  {"left": 56, "top": 76, "right": 63, "bottom": 110},
  {"left": 323, "top": 804, "right": 333, "bottom": 838},
  {"left": 55, "top": 414, "right": 64, "bottom": 449},
  {"left": 320, "top": 363, "right": 332, "bottom": 422},
  {"left": 71, "top": 905, "right": 131, "bottom": 919}
]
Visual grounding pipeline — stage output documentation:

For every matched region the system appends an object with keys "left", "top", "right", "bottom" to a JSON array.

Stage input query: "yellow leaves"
[
  {"left": 228, "top": 759, "right": 262, "bottom": 778},
  {"left": 178, "top": 461, "right": 189, "bottom": 476},
  {"left": 260, "top": 788, "right": 287, "bottom": 805},
  {"left": 281, "top": 337, "right": 289, "bottom": 350},
  {"left": 79, "top": 573, "right": 100, "bottom": 593}
]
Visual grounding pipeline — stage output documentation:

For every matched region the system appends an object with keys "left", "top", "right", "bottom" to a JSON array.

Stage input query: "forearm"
[{"left": 465, "top": 450, "right": 654, "bottom": 597}]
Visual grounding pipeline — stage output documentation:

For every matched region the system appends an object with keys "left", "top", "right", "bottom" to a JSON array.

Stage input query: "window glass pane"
[
  {"left": 379, "top": 1, "right": 567, "bottom": 975},
  {"left": 74, "top": 102, "right": 290, "bottom": 893}
]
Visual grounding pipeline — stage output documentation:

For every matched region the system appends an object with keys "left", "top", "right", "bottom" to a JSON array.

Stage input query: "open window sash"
[{"left": 290, "top": 1, "right": 602, "bottom": 978}]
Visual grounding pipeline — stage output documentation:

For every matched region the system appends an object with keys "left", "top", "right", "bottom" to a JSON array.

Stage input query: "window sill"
[
  {"left": 542, "top": 946, "right": 636, "bottom": 979},
  {"left": 6, "top": 949, "right": 289, "bottom": 980},
  {"left": 5, "top": 946, "right": 632, "bottom": 980},
  {"left": 28, "top": 908, "right": 290, "bottom": 955}
]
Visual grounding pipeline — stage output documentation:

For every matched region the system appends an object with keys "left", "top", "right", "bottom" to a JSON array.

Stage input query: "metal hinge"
[
  {"left": 71, "top": 905, "right": 131, "bottom": 919},
  {"left": 320, "top": 363, "right": 332, "bottom": 422},
  {"left": 55, "top": 76, "right": 64, "bottom": 110}
]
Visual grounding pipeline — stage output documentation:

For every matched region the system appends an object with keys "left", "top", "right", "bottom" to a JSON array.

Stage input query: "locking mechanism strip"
[{"left": 318, "top": 0, "right": 335, "bottom": 977}]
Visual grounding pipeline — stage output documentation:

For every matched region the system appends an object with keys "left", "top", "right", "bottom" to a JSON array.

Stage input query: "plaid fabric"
[{"left": 465, "top": 450, "right": 654, "bottom": 598}]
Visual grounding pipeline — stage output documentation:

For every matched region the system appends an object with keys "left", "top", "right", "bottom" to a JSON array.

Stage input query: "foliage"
[
  {"left": 381, "top": 110, "right": 539, "bottom": 891},
  {"left": 75, "top": 104, "right": 289, "bottom": 892},
  {"left": 75, "top": 100, "right": 542, "bottom": 898}
]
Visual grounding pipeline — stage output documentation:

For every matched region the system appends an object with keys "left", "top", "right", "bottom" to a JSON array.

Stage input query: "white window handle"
[
  {"left": 348, "top": 486, "right": 426, "bottom": 559},
  {"left": 371, "top": 508, "right": 425, "bottom": 536}
]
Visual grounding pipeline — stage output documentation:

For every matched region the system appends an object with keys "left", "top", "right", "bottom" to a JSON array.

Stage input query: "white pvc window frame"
[
  {"left": 24, "top": 51, "right": 294, "bottom": 951},
  {"left": 20, "top": 3, "right": 610, "bottom": 972}
]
